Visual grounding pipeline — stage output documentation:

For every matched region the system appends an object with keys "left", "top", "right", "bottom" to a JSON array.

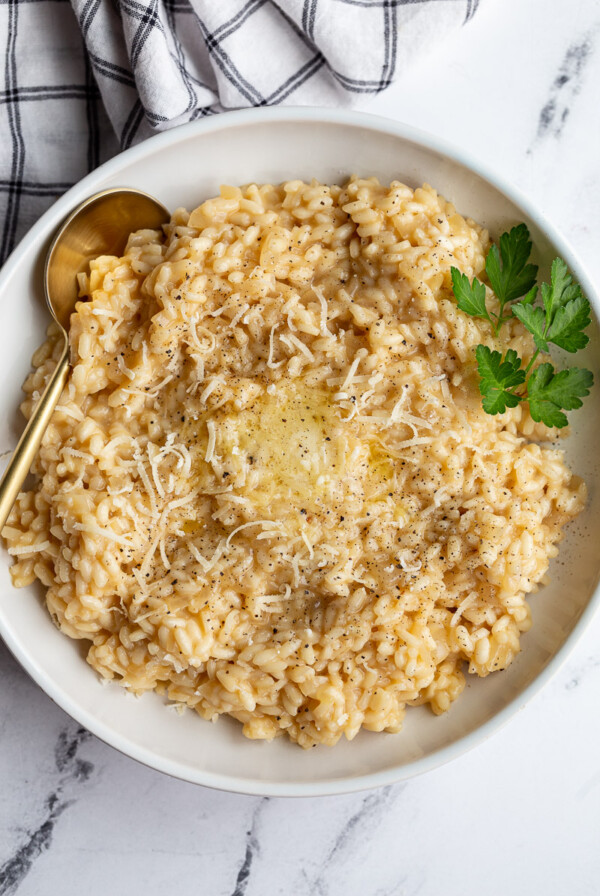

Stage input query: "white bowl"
[{"left": 1, "top": 108, "right": 599, "bottom": 796}]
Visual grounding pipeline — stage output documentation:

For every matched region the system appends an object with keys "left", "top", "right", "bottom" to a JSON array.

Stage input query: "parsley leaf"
[
  {"left": 515, "top": 258, "right": 591, "bottom": 353},
  {"left": 520, "top": 285, "right": 538, "bottom": 306},
  {"left": 511, "top": 302, "right": 548, "bottom": 352},
  {"left": 475, "top": 345, "right": 526, "bottom": 414},
  {"left": 541, "top": 258, "right": 578, "bottom": 324},
  {"left": 485, "top": 224, "right": 538, "bottom": 308},
  {"left": 546, "top": 295, "right": 591, "bottom": 352},
  {"left": 450, "top": 268, "right": 490, "bottom": 321},
  {"left": 527, "top": 363, "right": 594, "bottom": 428}
]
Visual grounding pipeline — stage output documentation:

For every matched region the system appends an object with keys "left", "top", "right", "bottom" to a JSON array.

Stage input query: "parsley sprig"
[{"left": 450, "top": 225, "right": 594, "bottom": 428}]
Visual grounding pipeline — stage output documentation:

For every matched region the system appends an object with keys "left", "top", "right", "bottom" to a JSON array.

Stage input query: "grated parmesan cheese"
[
  {"left": 267, "top": 324, "right": 283, "bottom": 369},
  {"left": 116, "top": 354, "right": 136, "bottom": 381},
  {"left": 279, "top": 333, "right": 315, "bottom": 362},
  {"left": 205, "top": 420, "right": 217, "bottom": 463},
  {"left": 225, "top": 519, "right": 283, "bottom": 549},
  {"left": 311, "top": 284, "right": 331, "bottom": 336}
]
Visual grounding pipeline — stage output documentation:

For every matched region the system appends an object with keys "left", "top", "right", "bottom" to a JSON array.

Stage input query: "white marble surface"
[{"left": 2, "top": 0, "right": 600, "bottom": 893}]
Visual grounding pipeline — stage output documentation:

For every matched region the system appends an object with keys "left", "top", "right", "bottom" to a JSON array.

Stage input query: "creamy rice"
[{"left": 2, "top": 178, "right": 585, "bottom": 748}]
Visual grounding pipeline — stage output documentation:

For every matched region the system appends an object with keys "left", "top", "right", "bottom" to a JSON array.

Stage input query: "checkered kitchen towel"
[{"left": 0, "top": 0, "right": 481, "bottom": 265}]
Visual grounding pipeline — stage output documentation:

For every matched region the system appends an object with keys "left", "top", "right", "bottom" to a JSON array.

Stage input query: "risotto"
[{"left": 2, "top": 177, "right": 585, "bottom": 748}]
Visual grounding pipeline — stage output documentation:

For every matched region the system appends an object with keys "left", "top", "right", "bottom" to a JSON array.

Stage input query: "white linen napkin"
[
  {"left": 0, "top": 0, "right": 481, "bottom": 263},
  {"left": 70, "top": 0, "right": 481, "bottom": 146}
]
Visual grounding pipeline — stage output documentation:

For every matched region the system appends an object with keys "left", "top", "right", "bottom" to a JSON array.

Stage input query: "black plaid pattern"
[
  {"left": 0, "top": 0, "right": 117, "bottom": 263},
  {"left": 1, "top": 0, "right": 481, "bottom": 266}
]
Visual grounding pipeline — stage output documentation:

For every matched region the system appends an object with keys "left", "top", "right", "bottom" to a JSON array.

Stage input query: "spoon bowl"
[
  {"left": 0, "top": 187, "right": 170, "bottom": 529},
  {"left": 45, "top": 187, "right": 169, "bottom": 329}
]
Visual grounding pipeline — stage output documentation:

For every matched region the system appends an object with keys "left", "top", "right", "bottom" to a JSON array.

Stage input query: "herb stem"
[
  {"left": 493, "top": 315, "right": 509, "bottom": 336},
  {"left": 523, "top": 349, "right": 540, "bottom": 377}
]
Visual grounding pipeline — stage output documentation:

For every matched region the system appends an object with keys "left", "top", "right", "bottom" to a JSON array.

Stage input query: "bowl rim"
[{"left": 1, "top": 105, "right": 599, "bottom": 797}]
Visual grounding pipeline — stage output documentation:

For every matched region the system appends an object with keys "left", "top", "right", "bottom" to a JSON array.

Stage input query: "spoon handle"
[{"left": 0, "top": 343, "right": 69, "bottom": 531}]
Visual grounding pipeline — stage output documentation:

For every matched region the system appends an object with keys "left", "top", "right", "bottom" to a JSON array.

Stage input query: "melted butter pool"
[
  {"left": 179, "top": 378, "right": 403, "bottom": 517},
  {"left": 222, "top": 382, "right": 343, "bottom": 503}
]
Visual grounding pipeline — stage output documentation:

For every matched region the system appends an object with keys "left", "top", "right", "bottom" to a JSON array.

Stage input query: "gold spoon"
[{"left": 0, "top": 187, "right": 170, "bottom": 530}]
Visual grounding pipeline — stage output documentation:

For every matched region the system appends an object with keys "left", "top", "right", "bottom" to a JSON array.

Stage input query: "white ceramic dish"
[{"left": 1, "top": 108, "right": 599, "bottom": 797}]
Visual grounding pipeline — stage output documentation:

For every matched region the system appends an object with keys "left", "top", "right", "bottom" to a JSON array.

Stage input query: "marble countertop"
[{"left": 2, "top": 1, "right": 600, "bottom": 893}]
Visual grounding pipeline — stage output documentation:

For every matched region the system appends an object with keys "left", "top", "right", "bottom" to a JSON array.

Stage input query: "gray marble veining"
[
  {"left": 0, "top": 724, "right": 93, "bottom": 896},
  {"left": 534, "top": 28, "right": 597, "bottom": 143}
]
